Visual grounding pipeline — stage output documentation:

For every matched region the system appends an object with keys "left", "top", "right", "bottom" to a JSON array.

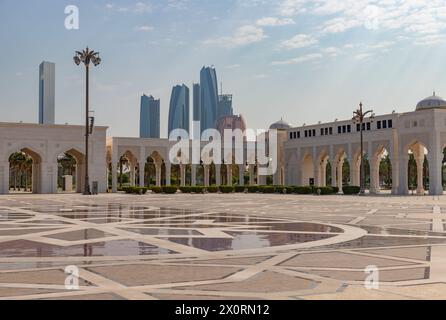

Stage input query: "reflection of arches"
[
  {"left": 301, "top": 153, "right": 314, "bottom": 186},
  {"left": 8, "top": 147, "right": 43, "bottom": 194}
]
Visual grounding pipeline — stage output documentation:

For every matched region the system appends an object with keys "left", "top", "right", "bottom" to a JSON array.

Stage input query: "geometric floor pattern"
[{"left": 1, "top": 193, "right": 446, "bottom": 300}]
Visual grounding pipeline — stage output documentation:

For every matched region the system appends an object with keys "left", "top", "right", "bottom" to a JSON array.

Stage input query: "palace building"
[{"left": 1, "top": 94, "right": 446, "bottom": 195}]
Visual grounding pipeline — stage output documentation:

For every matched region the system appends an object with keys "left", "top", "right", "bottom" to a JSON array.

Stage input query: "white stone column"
[
  {"left": 239, "top": 164, "right": 245, "bottom": 186},
  {"left": 165, "top": 162, "right": 171, "bottom": 186},
  {"left": 155, "top": 163, "right": 162, "bottom": 187},
  {"left": 415, "top": 157, "right": 425, "bottom": 195},
  {"left": 226, "top": 164, "right": 233, "bottom": 186},
  {"left": 191, "top": 165, "right": 197, "bottom": 186},
  {"left": 180, "top": 164, "right": 186, "bottom": 187},
  {"left": 215, "top": 165, "right": 221, "bottom": 186},
  {"left": 428, "top": 132, "right": 443, "bottom": 195},
  {"left": 204, "top": 165, "right": 210, "bottom": 187},
  {"left": 321, "top": 160, "right": 327, "bottom": 187},
  {"left": 129, "top": 163, "right": 136, "bottom": 187},
  {"left": 337, "top": 159, "right": 343, "bottom": 191},
  {"left": 41, "top": 162, "right": 57, "bottom": 194},
  {"left": 398, "top": 155, "right": 409, "bottom": 195},
  {"left": 249, "top": 165, "right": 255, "bottom": 185},
  {"left": 331, "top": 158, "right": 337, "bottom": 188},
  {"left": 0, "top": 162, "right": 9, "bottom": 194},
  {"left": 139, "top": 163, "right": 145, "bottom": 187},
  {"left": 370, "top": 159, "right": 380, "bottom": 194}
]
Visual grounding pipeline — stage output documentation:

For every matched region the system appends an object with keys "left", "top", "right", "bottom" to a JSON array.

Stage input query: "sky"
[{"left": 1, "top": 0, "right": 446, "bottom": 138}]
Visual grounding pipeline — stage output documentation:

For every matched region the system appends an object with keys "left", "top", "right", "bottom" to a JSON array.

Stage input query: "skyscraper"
[
  {"left": 193, "top": 83, "right": 201, "bottom": 122},
  {"left": 140, "top": 94, "right": 160, "bottom": 139},
  {"left": 168, "top": 84, "right": 190, "bottom": 136},
  {"left": 39, "top": 61, "right": 55, "bottom": 124},
  {"left": 218, "top": 94, "right": 233, "bottom": 119},
  {"left": 200, "top": 66, "right": 219, "bottom": 133}
]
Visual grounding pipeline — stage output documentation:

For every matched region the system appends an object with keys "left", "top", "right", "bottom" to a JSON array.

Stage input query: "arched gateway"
[
  {"left": 285, "top": 93, "right": 446, "bottom": 195},
  {"left": 2, "top": 95, "right": 446, "bottom": 196}
]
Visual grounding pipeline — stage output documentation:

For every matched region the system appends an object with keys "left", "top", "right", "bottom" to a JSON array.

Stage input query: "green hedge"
[
  {"left": 219, "top": 186, "right": 234, "bottom": 193},
  {"left": 285, "top": 186, "right": 294, "bottom": 194},
  {"left": 207, "top": 186, "right": 219, "bottom": 193},
  {"left": 122, "top": 186, "right": 148, "bottom": 194},
  {"left": 293, "top": 186, "right": 313, "bottom": 194},
  {"left": 343, "top": 186, "right": 361, "bottom": 195},
  {"left": 179, "top": 186, "right": 192, "bottom": 193},
  {"left": 274, "top": 186, "right": 286, "bottom": 194},
  {"left": 332, "top": 187, "right": 340, "bottom": 194},
  {"left": 313, "top": 186, "right": 335, "bottom": 195},
  {"left": 234, "top": 186, "right": 246, "bottom": 193},
  {"left": 247, "top": 186, "right": 259, "bottom": 193},
  {"left": 259, "top": 186, "right": 275, "bottom": 193},
  {"left": 180, "top": 186, "right": 205, "bottom": 194},
  {"left": 192, "top": 186, "right": 205, "bottom": 194},
  {"left": 150, "top": 186, "right": 163, "bottom": 194},
  {"left": 162, "top": 186, "right": 178, "bottom": 194}
]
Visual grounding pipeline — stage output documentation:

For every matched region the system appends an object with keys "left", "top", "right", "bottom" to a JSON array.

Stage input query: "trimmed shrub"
[
  {"left": 274, "top": 186, "right": 286, "bottom": 194},
  {"left": 191, "top": 186, "right": 205, "bottom": 194},
  {"left": 285, "top": 186, "right": 294, "bottom": 194},
  {"left": 150, "top": 186, "right": 162, "bottom": 194},
  {"left": 314, "top": 186, "right": 334, "bottom": 195},
  {"left": 332, "top": 186, "right": 340, "bottom": 194},
  {"left": 140, "top": 187, "right": 148, "bottom": 194},
  {"left": 259, "top": 186, "right": 275, "bottom": 194},
  {"left": 207, "top": 186, "right": 219, "bottom": 193},
  {"left": 343, "top": 186, "right": 361, "bottom": 195},
  {"left": 293, "top": 186, "right": 313, "bottom": 194},
  {"left": 122, "top": 186, "right": 132, "bottom": 194},
  {"left": 247, "top": 186, "right": 259, "bottom": 193},
  {"left": 234, "top": 186, "right": 246, "bottom": 193},
  {"left": 179, "top": 186, "right": 192, "bottom": 193},
  {"left": 162, "top": 186, "right": 178, "bottom": 194},
  {"left": 219, "top": 186, "right": 234, "bottom": 193}
]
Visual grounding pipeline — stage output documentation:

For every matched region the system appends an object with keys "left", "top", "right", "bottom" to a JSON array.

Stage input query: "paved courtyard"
[{"left": 1, "top": 192, "right": 446, "bottom": 300}]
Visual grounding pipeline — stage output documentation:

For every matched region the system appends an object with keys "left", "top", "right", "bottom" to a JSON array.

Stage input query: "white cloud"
[
  {"left": 256, "top": 17, "right": 295, "bottom": 26},
  {"left": 275, "top": 0, "right": 446, "bottom": 47},
  {"left": 105, "top": 2, "right": 152, "bottom": 13},
  {"left": 355, "top": 52, "right": 374, "bottom": 60},
  {"left": 253, "top": 73, "right": 269, "bottom": 79},
  {"left": 272, "top": 53, "right": 323, "bottom": 65},
  {"left": 279, "top": 0, "right": 307, "bottom": 16},
  {"left": 280, "top": 34, "right": 318, "bottom": 49},
  {"left": 225, "top": 64, "right": 241, "bottom": 69},
  {"left": 204, "top": 25, "right": 267, "bottom": 48},
  {"left": 135, "top": 25, "right": 154, "bottom": 32}
]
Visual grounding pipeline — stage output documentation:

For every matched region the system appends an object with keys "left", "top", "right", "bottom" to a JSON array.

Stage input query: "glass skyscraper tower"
[
  {"left": 39, "top": 61, "right": 55, "bottom": 125},
  {"left": 199, "top": 66, "right": 219, "bottom": 134},
  {"left": 140, "top": 94, "right": 160, "bottom": 139},
  {"left": 168, "top": 84, "right": 190, "bottom": 136}
]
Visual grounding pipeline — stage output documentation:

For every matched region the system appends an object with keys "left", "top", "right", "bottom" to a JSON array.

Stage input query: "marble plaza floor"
[{"left": 1, "top": 192, "right": 446, "bottom": 300}]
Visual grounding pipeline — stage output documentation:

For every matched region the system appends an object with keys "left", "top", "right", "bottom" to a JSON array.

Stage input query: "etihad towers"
[
  {"left": 199, "top": 66, "right": 219, "bottom": 134},
  {"left": 168, "top": 84, "right": 190, "bottom": 136}
]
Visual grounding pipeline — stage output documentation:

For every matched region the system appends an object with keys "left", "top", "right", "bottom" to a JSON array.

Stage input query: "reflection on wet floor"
[
  {"left": 0, "top": 239, "right": 174, "bottom": 258},
  {"left": 0, "top": 204, "right": 343, "bottom": 257},
  {"left": 360, "top": 225, "right": 446, "bottom": 237},
  {"left": 168, "top": 232, "right": 335, "bottom": 252}
]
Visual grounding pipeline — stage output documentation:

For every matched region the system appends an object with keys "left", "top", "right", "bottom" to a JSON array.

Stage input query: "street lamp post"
[
  {"left": 74, "top": 47, "right": 101, "bottom": 195},
  {"left": 353, "top": 102, "right": 374, "bottom": 195}
]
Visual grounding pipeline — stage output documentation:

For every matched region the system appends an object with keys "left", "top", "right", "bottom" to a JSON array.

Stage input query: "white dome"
[
  {"left": 416, "top": 93, "right": 446, "bottom": 111},
  {"left": 269, "top": 119, "right": 292, "bottom": 130}
]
